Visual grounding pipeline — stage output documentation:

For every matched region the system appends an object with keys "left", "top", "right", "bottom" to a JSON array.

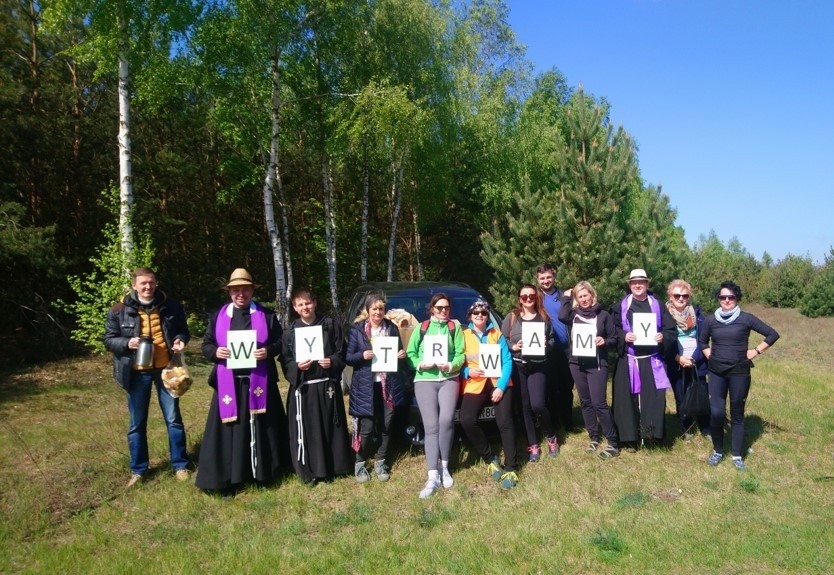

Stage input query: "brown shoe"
[
  {"left": 127, "top": 474, "right": 144, "bottom": 487},
  {"left": 175, "top": 469, "right": 191, "bottom": 481}
]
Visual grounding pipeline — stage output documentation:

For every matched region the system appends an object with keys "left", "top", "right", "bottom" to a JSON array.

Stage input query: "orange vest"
[
  {"left": 136, "top": 309, "right": 169, "bottom": 370},
  {"left": 460, "top": 327, "right": 507, "bottom": 395}
]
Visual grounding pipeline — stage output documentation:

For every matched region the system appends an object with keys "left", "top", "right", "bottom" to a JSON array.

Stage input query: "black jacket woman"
[
  {"left": 558, "top": 281, "right": 619, "bottom": 458},
  {"left": 345, "top": 294, "right": 407, "bottom": 483},
  {"left": 699, "top": 280, "right": 779, "bottom": 471}
]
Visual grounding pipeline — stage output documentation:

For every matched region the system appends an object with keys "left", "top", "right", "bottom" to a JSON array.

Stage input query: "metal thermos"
[{"left": 134, "top": 336, "right": 154, "bottom": 367}]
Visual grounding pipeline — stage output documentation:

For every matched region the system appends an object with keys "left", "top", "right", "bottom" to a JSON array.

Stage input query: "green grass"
[{"left": 1, "top": 305, "right": 833, "bottom": 574}]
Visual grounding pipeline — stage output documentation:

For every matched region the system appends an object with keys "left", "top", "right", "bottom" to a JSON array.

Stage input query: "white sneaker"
[
  {"left": 419, "top": 477, "right": 440, "bottom": 499},
  {"left": 441, "top": 467, "right": 454, "bottom": 489}
]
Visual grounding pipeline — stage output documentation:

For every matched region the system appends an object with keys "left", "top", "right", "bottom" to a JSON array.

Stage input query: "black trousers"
[
  {"left": 708, "top": 371, "right": 751, "bottom": 457},
  {"left": 460, "top": 384, "right": 518, "bottom": 472},
  {"left": 355, "top": 381, "right": 395, "bottom": 463},
  {"left": 571, "top": 363, "right": 617, "bottom": 447}
]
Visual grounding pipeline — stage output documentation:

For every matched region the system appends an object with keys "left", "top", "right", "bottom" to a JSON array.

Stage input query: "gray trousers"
[{"left": 414, "top": 378, "right": 459, "bottom": 471}]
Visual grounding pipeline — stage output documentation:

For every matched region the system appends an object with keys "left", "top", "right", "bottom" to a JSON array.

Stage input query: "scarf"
[
  {"left": 215, "top": 302, "right": 269, "bottom": 423},
  {"left": 620, "top": 294, "right": 671, "bottom": 393},
  {"left": 715, "top": 306, "right": 741, "bottom": 325},
  {"left": 575, "top": 303, "right": 602, "bottom": 320},
  {"left": 666, "top": 301, "right": 696, "bottom": 331}
]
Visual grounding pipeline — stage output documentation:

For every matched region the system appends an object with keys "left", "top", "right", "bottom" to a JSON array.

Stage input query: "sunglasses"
[
  {"left": 434, "top": 305, "right": 450, "bottom": 311},
  {"left": 519, "top": 294, "right": 536, "bottom": 302},
  {"left": 672, "top": 293, "right": 690, "bottom": 300},
  {"left": 718, "top": 294, "right": 737, "bottom": 301},
  {"left": 471, "top": 310, "right": 488, "bottom": 317}
]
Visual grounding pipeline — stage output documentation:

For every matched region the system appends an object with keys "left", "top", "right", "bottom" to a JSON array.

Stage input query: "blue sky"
[{"left": 506, "top": 1, "right": 833, "bottom": 263}]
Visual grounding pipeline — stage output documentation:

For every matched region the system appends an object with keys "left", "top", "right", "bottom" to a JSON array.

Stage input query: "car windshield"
[{"left": 386, "top": 296, "right": 481, "bottom": 324}]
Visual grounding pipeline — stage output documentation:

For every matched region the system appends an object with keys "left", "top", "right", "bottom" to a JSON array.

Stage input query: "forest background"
[{"left": 3, "top": 0, "right": 833, "bottom": 367}]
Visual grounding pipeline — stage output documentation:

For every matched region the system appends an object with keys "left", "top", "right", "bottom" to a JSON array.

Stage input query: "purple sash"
[
  {"left": 620, "top": 294, "right": 671, "bottom": 393},
  {"left": 215, "top": 302, "right": 269, "bottom": 422}
]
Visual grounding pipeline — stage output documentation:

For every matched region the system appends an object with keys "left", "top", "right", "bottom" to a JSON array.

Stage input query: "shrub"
[{"left": 800, "top": 248, "right": 834, "bottom": 318}]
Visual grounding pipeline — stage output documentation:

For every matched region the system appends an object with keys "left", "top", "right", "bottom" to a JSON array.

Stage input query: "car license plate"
[{"left": 453, "top": 405, "right": 495, "bottom": 422}]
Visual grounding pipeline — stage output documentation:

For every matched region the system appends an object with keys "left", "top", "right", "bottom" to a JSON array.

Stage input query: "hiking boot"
[
  {"left": 528, "top": 444, "right": 541, "bottom": 462},
  {"left": 546, "top": 435, "right": 559, "bottom": 457},
  {"left": 355, "top": 462, "right": 371, "bottom": 483},
  {"left": 419, "top": 477, "right": 441, "bottom": 499},
  {"left": 374, "top": 460, "right": 390, "bottom": 482},
  {"left": 487, "top": 457, "right": 504, "bottom": 482},
  {"left": 585, "top": 441, "right": 600, "bottom": 454},
  {"left": 598, "top": 446, "right": 619, "bottom": 459},
  {"left": 441, "top": 467, "right": 454, "bottom": 489},
  {"left": 175, "top": 469, "right": 191, "bottom": 481},
  {"left": 127, "top": 474, "right": 143, "bottom": 488},
  {"left": 707, "top": 452, "right": 724, "bottom": 466},
  {"left": 499, "top": 471, "right": 518, "bottom": 489},
  {"left": 732, "top": 457, "right": 747, "bottom": 471}
]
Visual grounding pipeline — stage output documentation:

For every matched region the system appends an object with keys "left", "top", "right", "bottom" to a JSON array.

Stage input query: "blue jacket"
[{"left": 345, "top": 318, "right": 407, "bottom": 416}]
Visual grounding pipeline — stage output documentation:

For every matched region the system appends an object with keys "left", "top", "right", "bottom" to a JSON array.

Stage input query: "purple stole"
[
  {"left": 215, "top": 302, "right": 269, "bottom": 423},
  {"left": 620, "top": 294, "right": 671, "bottom": 394}
]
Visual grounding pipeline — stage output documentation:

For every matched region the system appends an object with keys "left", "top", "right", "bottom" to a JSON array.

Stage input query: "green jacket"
[{"left": 407, "top": 318, "right": 465, "bottom": 381}]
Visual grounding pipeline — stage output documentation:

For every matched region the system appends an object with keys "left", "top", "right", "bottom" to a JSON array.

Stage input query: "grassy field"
[{"left": 1, "top": 305, "right": 832, "bottom": 574}]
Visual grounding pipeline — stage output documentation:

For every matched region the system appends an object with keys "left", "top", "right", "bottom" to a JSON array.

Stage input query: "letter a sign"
[{"left": 521, "top": 322, "right": 546, "bottom": 356}]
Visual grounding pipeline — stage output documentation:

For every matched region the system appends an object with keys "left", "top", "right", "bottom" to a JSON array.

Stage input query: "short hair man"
[
  {"left": 536, "top": 263, "right": 575, "bottom": 430},
  {"left": 104, "top": 267, "right": 191, "bottom": 486}
]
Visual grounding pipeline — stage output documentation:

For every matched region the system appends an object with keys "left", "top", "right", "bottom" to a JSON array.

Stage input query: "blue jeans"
[{"left": 127, "top": 369, "right": 189, "bottom": 474}]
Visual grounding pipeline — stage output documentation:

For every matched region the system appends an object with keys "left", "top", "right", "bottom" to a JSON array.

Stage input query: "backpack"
[{"left": 417, "top": 319, "right": 456, "bottom": 347}]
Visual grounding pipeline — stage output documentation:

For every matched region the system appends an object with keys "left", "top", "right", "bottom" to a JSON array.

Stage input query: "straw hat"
[
  {"left": 225, "top": 268, "right": 258, "bottom": 288},
  {"left": 627, "top": 268, "right": 650, "bottom": 282}
]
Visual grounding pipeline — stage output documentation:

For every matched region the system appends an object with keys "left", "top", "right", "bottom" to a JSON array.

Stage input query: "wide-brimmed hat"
[
  {"left": 627, "top": 268, "right": 650, "bottom": 282},
  {"left": 226, "top": 268, "right": 258, "bottom": 288}
]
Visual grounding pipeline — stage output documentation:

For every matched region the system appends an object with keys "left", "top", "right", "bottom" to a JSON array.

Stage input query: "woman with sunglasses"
[
  {"left": 699, "top": 281, "right": 779, "bottom": 471},
  {"left": 665, "top": 279, "right": 710, "bottom": 439},
  {"left": 459, "top": 299, "right": 518, "bottom": 489},
  {"left": 558, "top": 281, "right": 619, "bottom": 458},
  {"left": 501, "top": 284, "right": 557, "bottom": 461},
  {"left": 407, "top": 293, "right": 465, "bottom": 499}
]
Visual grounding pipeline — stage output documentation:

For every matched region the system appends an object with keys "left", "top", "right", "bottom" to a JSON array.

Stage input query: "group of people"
[{"left": 104, "top": 264, "right": 779, "bottom": 499}]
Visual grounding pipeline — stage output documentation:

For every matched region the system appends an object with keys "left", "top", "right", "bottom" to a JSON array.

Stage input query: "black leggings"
[
  {"left": 708, "top": 371, "right": 751, "bottom": 457},
  {"left": 518, "top": 363, "right": 554, "bottom": 445},
  {"left": 460, "top": 385, "right": 517, "bottom": 472}
]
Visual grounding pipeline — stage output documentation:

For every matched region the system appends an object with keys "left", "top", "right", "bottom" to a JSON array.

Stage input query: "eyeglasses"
[
  {"left": 519, "top": 294, "right": 536, "bottom": 302},
  {"left": 672, "top": 293, "right": 690, "bottom": 300},
  {"left": 433, "top": 305, "right": 450, "bottom": 311},
  {"left": 718, "top": 294, "right": 737, "bottom": 301},
  {"left": 471, "top": 310, "right": 488, "bottom": 317}
]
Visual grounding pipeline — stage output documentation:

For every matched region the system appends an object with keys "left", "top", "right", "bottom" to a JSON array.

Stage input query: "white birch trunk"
[
  {"left": 413, "top": 208, "right": 424, "bottom": 280},
  {"left": 117, "top": 5, "right": 134, "bottom": 257},
  {"left": 360, "top": 143, "right": 369, "bottom": 281},
  {"left": 263, "top": 53, "right": 291, "bottom": 325},
  {"left": 322, "top": 154, "right": 340, "bottom": 317},
  {"left": 386, "top": 162, "right": 403, "bottom": 282}
]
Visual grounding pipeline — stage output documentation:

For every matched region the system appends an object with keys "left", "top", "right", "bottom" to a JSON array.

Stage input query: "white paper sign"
[
  {"left": 521, "top": 321, "right": 546, "bottom": 356},
  {"left": 478, "top": 343, "right": 502, "bottom": 378},
  {"left": 422, "top": 334, "right": 448, "bottom": 365},
  {"left": 226, "top": 330, "right": 257, "bottom": 369},
  {"left": 295, "top": 325, "right": 325, "bottom": 362},
  {"left": 632, "top": 313, "right": 657, "bottom": 346},
  {"left": 571, "top": 323, "right": 597, "bottom": 358},
  {"left": 372, "top": 336, "right": 399, "bottom": 373}
]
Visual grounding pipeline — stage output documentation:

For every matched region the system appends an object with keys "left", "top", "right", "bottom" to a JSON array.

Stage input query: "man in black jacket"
[{"left": 104, "top": 267, "right": 191, "bottom": 486}]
